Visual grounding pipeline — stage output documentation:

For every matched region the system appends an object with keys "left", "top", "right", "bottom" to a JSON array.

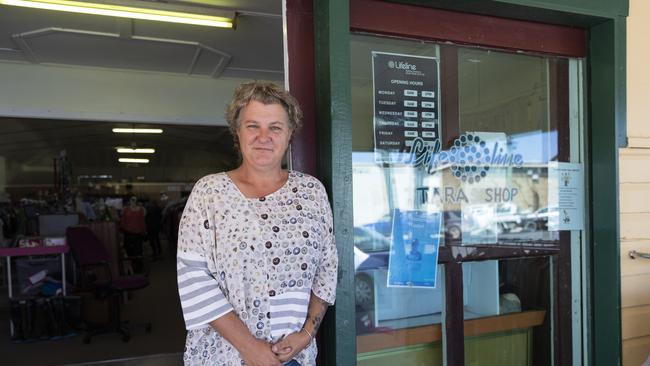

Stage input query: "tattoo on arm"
[
  {"left": 305, "top": 296, "right": 328, "bottom": 334},
  {"left": 310, "top": 315, "right": 322, "bottom": 330}
]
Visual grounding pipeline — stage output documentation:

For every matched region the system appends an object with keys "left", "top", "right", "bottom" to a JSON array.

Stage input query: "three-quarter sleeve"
[
  {"left": 311, "top": 182, "right": 338, "bottom": 305},
  {"left": 177, "top": 179, "right": 233, "bottom": 330}
]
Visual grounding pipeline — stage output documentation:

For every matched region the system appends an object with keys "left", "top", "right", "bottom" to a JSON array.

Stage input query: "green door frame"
[{"left": 312, "top": 1, "right": 627, "bottom": 365}]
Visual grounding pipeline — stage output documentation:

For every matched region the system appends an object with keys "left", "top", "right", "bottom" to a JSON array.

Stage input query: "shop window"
[{"left": 351, "top": 33, "right": 585, "bottom": 365}]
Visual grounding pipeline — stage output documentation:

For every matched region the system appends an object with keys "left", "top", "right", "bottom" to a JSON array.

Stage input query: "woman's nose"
[{"left": 258, "top": 127, "right": 271, "bottom": 140}]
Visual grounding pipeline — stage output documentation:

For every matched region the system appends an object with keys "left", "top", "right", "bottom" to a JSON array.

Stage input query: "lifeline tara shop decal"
[{"left": 372, "top": 51, "right": 440, "bottom": 164}]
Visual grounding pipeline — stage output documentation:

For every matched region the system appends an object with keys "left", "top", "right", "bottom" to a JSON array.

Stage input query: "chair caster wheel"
[
  {"left": 145, "top": 324, "right": 152, "bottom": 333},
  {"left": 83, "top": 336, "right": 91, "bottom": 344},
  {"left": 122, "top": 334, "right": 130, "bottom": 342}
]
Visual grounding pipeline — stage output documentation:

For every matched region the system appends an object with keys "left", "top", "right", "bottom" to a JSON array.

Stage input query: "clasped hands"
[{"left": 241, "top": 330, "right": 310, "bottom": 366}]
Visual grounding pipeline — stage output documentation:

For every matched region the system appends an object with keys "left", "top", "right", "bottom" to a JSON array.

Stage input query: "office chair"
[{"left": 65, "top": 225, "right": 151, "bottom": 343}]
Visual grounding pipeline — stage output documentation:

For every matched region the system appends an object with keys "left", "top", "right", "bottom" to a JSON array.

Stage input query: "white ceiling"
[{"left": 0, "top": 0, "right": 284, "bottom": 80}]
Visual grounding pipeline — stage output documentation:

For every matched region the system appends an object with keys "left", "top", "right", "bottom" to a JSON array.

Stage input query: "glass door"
[{"left": 351, "top": 30, "right": 585, "bottom": 366}]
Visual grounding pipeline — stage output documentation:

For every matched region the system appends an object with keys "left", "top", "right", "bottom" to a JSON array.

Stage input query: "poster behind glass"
[{"left": 372, "top": 51, "right": 440, "bottom": 164}]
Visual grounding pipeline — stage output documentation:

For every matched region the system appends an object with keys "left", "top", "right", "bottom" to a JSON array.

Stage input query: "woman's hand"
[
  {"left": 240, "top": 338, "right": 283, "bottom": 366},
  {"left": 271, "top": 330, "right": 311, "bottom": 363}
]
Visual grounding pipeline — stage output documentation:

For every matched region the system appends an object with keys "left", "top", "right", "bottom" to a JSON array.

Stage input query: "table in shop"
[{"left": 0, "top": 245, "right": 69, "bottom": 336}]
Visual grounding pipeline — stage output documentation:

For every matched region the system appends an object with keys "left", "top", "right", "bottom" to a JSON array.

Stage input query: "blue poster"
[{"left": 387, "top": 209, "right": 442, "bottom": 288}]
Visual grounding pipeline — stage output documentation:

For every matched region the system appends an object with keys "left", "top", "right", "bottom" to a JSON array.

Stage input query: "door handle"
[{"left": 629, "top": 250, "right": 650, "bottom": 260}]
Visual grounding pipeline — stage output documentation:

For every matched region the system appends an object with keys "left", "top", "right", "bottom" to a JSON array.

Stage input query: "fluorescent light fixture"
[
  {"left": 78, "top": 174, "right": 112, "bottom": 179},
  {"left": 119, "top": 158, "right": 149, "bottom": 163},
  {"left": 0, "top": 0, "right": 235, "bottom": 28},
  {"left": 112, "top": 128, "right": 163, "bottom": 134},
  {"left": 116, "top": 147, "right": 155, "bottom": 154}
]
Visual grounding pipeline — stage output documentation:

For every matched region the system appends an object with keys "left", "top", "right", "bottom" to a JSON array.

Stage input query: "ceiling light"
[
  {"left": 0, "top": 0, "right": 235, "bottom": 28},
  {"left": 116, "top": 147, "right": 155, "bottom": 154},
  {"left": 119, "top": 158, "right": 149, "bottom": 163},
  {"left": 112, "top": 128, "right": 163, "bottom": 134}
]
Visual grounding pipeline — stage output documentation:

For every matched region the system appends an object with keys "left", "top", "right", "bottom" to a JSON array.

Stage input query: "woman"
[{"left": 177, "top": 81, "right": 338, "bottom": 366}]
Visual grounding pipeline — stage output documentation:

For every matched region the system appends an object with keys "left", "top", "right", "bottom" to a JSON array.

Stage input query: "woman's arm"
[
  {"left": 271, "top": 292, "right": 330, "bottom": 362},
  {"left": 302, "top": 292, "right": 329, "bottom": 339},
  {"left": 209, "top": 312, "right": 282, "bottom": 366}
]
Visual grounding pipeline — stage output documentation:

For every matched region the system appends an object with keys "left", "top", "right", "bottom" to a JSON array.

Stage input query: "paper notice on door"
[{"left": 547, "top": 162, "right": 584, "bottom": 231}]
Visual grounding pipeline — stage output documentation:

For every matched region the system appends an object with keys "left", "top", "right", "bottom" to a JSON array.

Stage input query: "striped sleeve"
[
  {"left": 177, "top": 182, "right": 233, "bottom": 330},
  {"left": 177, "top": 252, "right": 232, "bottom": 329},
  {"left": 269, "top": 287, "right": 310, "bottom": 339}
]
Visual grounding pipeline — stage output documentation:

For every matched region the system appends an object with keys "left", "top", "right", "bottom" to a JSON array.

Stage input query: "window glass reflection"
[{"left": 457, "top": 48, "right": 559, "bottom": 244}]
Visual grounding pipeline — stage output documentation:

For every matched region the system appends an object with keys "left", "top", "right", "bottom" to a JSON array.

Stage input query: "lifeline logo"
[
  {"left": 404, "top": 133, "right": 524, "bottom": 183},
  {"left": 388, "top": 60, "right": 417, "bottom": 71}
]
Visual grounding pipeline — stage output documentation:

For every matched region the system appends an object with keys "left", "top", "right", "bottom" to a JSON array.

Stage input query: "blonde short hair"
[{"left": 225, "top": 81, "right": 303, "bottom": 149}]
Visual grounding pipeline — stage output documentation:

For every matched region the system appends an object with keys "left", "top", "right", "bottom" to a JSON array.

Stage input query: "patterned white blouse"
[{"left": 177, "top": 171, "right": 338, "bottom": 366}]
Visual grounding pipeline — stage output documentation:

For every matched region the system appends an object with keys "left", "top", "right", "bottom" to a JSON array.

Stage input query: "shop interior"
[{"left": 0, "top": 1, "right": 283, "bottom": 365}]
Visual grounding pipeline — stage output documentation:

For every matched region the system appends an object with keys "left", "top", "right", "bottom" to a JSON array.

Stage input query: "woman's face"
[{"left": 236, "top": 100, "right": 291, "bottom": 171}]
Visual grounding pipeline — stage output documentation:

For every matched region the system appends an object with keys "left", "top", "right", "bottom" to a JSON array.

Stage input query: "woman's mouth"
[{"left": 253, "top": 147, "right": 273, "bottom": 152}]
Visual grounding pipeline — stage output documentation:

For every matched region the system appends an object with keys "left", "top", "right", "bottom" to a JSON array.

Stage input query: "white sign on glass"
[{"left": 547, "top": 162, "right": 585, "bottom": 231}]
